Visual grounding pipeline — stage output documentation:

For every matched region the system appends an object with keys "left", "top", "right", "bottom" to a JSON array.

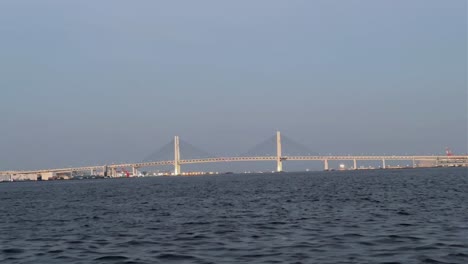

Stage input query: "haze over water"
[
  {"left": 0, "top": 0, "right": 466, "bottom": 171},
  {"left": 1, "top": 168, "right": 467, "bottom": 263}
]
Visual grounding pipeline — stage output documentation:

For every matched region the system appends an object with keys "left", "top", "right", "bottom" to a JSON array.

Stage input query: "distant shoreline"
[{"left": 1, "top": 166, "right": 466, "bottom": 183}]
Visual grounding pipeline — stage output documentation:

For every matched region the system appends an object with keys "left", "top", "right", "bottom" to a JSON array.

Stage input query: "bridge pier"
[
  {"left": 412, "top": 158, "right": 416, "bottom": 168},
  {"left": 174, "top": 136, "right": 181, "bottom": 175},
  {"left": 382, "top": 159, "right": 386, "bottom": 169},
  {"left": 276, "top": 131, "right": 283, "bottom": 172},
  {"left": 353, "top": 159, "right": 357, "bottom": 170},
  {"left": 324, "top": 159, "right": 329, "bottom": 171},
  {"left": 132, "top": 166, "right": 138, "bottom": 176},
  {"left": 103, "top": 165, "right": 108, "bottom": 177}
]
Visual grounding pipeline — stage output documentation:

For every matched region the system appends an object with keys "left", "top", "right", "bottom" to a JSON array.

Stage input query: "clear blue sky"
[{"left": 0, "top": 0, "right": 466, "bottom": 170}]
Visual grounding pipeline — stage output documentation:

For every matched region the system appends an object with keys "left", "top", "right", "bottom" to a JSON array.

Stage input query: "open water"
[{"left": 0, "top": 168, "right": 467, "bottom": 264}]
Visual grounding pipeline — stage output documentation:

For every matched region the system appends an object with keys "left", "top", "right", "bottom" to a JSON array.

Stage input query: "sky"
[{"left": 0, "top": 0, "right": 467, "bottom": 171}]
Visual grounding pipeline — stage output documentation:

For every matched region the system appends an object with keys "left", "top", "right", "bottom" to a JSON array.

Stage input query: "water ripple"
[{"left": 0, "top": 168, "right": 467, "bottom": 263}]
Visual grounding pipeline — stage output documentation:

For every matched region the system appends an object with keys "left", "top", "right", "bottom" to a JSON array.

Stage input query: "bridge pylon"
[
  {"left": 324, "top": 159, "right": 329, "bottom": 171},
  {"left": 174, "top": 136, "right": 181, "bottom": 175},
  {"left": 277, "top": 131, "right": 283, "bottom": 172}
]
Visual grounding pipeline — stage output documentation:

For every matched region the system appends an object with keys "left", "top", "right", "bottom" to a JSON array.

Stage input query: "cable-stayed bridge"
[{"left": 2, "top": 131, "right": 467, "bottom": 180}]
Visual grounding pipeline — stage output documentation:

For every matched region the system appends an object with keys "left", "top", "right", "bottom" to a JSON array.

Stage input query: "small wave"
[
  {"left": 2, "top": 248, "right": 24, "bottom": 254},
  {"left": 418, "top": 257, "right": 451, "bottom": 264},
  {"left": 447, "top": 252, "right": 468, "bottom": 257},
  {"left": 397, "top": 211, "right": 411, "bottom": 216},
  {"left": 156, "top": 253, "right": 197, "bottom": 260},
  {"left": 342, "top": 233, "right": 364, "bottom": 238},
  {"left": 413, "top": 245, "right": 439, "bottom": 251},
  {"left": 94, "top": 256, "right": 128, "bottom": 261},
  {"left": 47, "top": 249, "right": 64, "bottom": 254},
  {"left": 396, "top": 223, "right": 413, "bottom": 226}
]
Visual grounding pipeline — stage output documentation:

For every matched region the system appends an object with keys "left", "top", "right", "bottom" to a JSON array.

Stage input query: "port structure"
[{"left": 2, "top": 131, "right": 468, "bottom": 179}]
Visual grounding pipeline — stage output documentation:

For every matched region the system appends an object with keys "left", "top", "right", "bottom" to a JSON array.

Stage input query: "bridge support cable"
[
  {"left": 142, "top": 136, "right": 217, "bottom": 175},
  {"left": 241, "top": 132, "right": 318, "bottom": 172},
  {"left": 143, "top": 140, "right": 175, "bottom": 163},
  {"left": 241, "top": 135, "right": 276, "bottom": 157},
  {"left": 281, "top": 135, "right": 317, "bottom": 156},
  {"left": 178, "top": 138, "right": 214, "bottom": 159}
]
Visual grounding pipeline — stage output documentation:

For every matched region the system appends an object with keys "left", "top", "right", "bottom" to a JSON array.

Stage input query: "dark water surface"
[{"left": 1, "top": 168, "right": 467, "bottom": 264}]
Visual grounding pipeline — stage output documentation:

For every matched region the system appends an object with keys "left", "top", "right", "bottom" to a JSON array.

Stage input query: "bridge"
[{"left": 1, "top": 132, "right": 467, "bottom": 180}]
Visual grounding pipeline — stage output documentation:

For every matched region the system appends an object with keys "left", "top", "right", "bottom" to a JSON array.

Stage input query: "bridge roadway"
[{"left": 3, "top": 155, "right": 467, "bottom": 175}]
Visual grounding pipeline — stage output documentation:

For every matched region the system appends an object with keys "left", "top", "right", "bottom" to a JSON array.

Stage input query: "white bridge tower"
[
  {"left": 277, "top": 131, "right": 283, "bottom": 172},
  {"left": 174, "top": 136, "right": 181, "bottom": 175}
]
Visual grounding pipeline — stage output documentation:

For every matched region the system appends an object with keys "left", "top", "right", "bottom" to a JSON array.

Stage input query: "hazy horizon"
[{"left": 1, "top": 0, "right": 467, "bottom": 171}]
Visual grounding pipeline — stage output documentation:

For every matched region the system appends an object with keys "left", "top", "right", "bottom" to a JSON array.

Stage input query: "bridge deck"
[{"left": 3, "top": 155, "right": 467, "bottom": 174}]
